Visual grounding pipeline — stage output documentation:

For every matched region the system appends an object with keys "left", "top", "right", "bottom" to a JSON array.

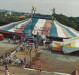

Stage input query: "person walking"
[
  {"left": 5, "top": 69, "right": 9, "bottom": 75},
  {"left": 8, "top": 38, "right": 10, "bottom": 43},
  {"left": 21, "top": 59, "right": 23, "bottom": 66},
  {"left": 24, "top": 57, "right": 26, "bottom": 65},
  {"left": 12, "top": 73, "right": 15, "bottom": 75}
]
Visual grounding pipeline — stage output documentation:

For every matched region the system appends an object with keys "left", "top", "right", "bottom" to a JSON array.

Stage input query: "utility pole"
[
  {"left": 51, "top": 8, "right": 55, "bottom": 23},
  {"left": 29, "top": 43, "right": 33, "bottom": 67},
  {"left": 31, "top": 6, "right": 34, "bottom": 22},
  {"left": 31, "top": 6, "right": 36, "bottom": 21},
  {"left": 30, "top": 48, "right": 32, "bottom": 66},
  {"left": 34, "top": 7, "right": 36, "bottom": 16},
  {"left": 31, "top": 7, "right": 33, "bottom": 22}
]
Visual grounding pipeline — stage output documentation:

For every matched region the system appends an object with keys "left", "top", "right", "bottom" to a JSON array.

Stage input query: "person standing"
[
  {"left": 12, "top": 73, "right": 15, "bottom": 75},
  {"left": 24, "top": 57, "right": 26, "bottom": 64},
  {"left": 5, "top": 69, "right": 9, "bottom": 75},
  {"left": 21, "top": 59, "right": 23, "bottom": 66},
  {"left": 8, "top": 38, "right": 10, "bottom": 43},
  {"left": 5, "top": 64, "right": 8, "bottom": 70}
]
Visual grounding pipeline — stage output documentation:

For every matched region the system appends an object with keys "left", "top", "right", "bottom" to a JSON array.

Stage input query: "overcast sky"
[{"left": 0, "top": 0, "right": 79, "bottom": 17}]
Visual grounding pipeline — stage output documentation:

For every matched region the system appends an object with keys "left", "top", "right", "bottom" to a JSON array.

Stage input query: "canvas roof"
[{"left": 0, "top": 18, "right": 79, "bottom": 39}]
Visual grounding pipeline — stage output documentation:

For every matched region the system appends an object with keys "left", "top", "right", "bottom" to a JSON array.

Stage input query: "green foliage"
[
  {"left": 55, "top": 14, "right": 79, "bottom": 31},
  {"left": 0, "top": 12, "right": 29, "bottom": 26},
  {"left": 0, "top": 11, "right": 79, "bottom": 31}
]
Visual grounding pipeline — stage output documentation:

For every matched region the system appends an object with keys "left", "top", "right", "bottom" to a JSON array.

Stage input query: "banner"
[
  {"left": 32, "top": 6, "right": 34, "bottom": 11},
  {"left": 24, "top": 51, "right": 30, "bottom": 54},
  {"left": 53, "top": 8, "right": 55, "bottom": 13}
]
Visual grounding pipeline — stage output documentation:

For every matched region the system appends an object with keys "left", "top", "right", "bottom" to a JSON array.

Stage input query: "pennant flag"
[
  {"left": 48, "top": 33, "right": 49, "bottom": 36},
  {"left": 32, "top": 6, "right": 34, "bottom": 11},
  {"left": 35, "top": 7, "right": 36, "bottom": 11},
  {"left": 53, "top": 8, "right": 55, "bottom": 13}
]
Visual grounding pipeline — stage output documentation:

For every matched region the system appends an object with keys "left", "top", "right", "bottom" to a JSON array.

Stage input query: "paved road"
[
  {"left": 36, "top": 46, "right": 79, "bottom": 74},
  {"left": 0, "top": 39, "right": 19, "bottom": 56}
]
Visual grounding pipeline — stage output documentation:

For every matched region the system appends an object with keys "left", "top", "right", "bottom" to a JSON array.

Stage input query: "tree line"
[
  {"left": 0, "top": 12, "right": 79, "bottom": 31},
  {"left": 0, "top": 12, "right": 29, "bottom": 26},
  {"left": 55, "top": 14, "right": 79, "bottom": 31}
]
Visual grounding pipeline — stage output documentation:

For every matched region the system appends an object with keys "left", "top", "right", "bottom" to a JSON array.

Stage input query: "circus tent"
[{"left": 0, "top": 17, "right": 79, "bottom": 39}]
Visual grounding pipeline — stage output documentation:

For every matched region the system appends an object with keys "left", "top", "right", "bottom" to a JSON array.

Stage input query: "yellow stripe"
[
  {"left": 63, "top": 46, "right": 79, "bottom": 48},
  {"left": 71, "top": 42, "right": 75, "bottom": 47}
]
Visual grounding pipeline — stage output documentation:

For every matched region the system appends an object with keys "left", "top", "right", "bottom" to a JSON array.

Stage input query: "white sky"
[{"left": 0, "top": 0, "right": 79, "bottom": 17}]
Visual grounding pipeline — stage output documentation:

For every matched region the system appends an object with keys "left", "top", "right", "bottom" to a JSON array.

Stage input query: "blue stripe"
[
  {"left": 50, "top": 22, "right": 58, "bottom": 37},
  {"left": 24, "top": 18, "right": 38, "bottom": 38},
  {"left": 56, "top": 21, "right": 77, "bottom": 37},
  {"left": 65, "top": 43, "right": 71, "bottom": 46},
  {"left": 2, "top": 20, "right": 27, "bottom": 31}
]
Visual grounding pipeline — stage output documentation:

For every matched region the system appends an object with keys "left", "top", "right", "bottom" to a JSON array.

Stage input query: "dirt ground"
[
  {"left": 11, "top": 48, "right": 36, "bottom": 65},
  {"left": 0, "top": 65, "right": 53, "bottom": 75},
  {"left": 0, "top": 42, "right": 52, "bottom": 75},
  {"left": 0, "top": 40, "right": 79, "bottom": 75},
  {"left": 0, "top": 39, "right": 19, "bottom": 56},
  {"left": 31, "top": 46, "right": 79, "bottom": 74}
]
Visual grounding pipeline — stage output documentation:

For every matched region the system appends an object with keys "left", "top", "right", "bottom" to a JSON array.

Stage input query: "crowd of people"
[
  {"left": 0, "top": 53, "right": 27, "bottom": 75},
  {"left": 13, "top": 55, "right": 26, "bottom": 66},
  {"left": 1, "top": 37, "right": 41, "bottom": 75},
  {"left": 0, "top": 54, "right": 27, "bottom": 66},
  {"left": 0, "top": 54, "right": 12, "bottom": 65}
]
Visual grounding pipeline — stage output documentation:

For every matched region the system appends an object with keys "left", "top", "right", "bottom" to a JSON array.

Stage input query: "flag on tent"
[
  {"left": 35, "top": 7, "right": 36, "bottom": 11},
  {"left": 53, "top": 8, "right": 55, "bottom": 13},
  {"left": 32, "top": 6, "right": 34, "bottom": 11},
  {"left": 47, "top": 31, "right": 50, "bottom": 36}
]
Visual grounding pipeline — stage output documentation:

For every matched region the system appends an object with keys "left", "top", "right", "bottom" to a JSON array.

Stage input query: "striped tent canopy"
[
  {"left": 0, "top": 18, "right": 79, "bottom": 39},
  {"left": 62, "top": 37, "right": 79, "bottom": 54},
  {"left": 50, "top": 20, "right": 79, "bottom": 38}
]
